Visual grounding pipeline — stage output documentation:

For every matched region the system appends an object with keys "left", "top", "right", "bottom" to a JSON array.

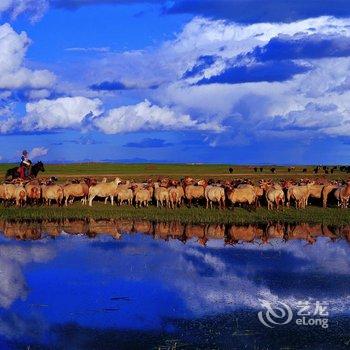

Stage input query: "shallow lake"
[{"left": 0, "top": 220, "right": 349, "bottom": 349}]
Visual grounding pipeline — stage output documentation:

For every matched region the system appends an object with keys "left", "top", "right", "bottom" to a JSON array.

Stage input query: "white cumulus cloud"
[
  {"left": 0, "top": 0, "right": 48, "bottom": 22},
  {"left": 22, "top": 96, "right": 103, "bottom": 131},
  {"left": 85, "top": 16, "right": 350, "bottom": 89},
  {"left": 73, "top": 15, "right": 350, "bottom": 144},
  {"left": 30, "top": 147, "right": 48, "bottom": 159},
  {"left": 93, "top": 99, "right": 223, "bottom": 134},
  {"left": 150, "top": 17, "right": 350, "bottom": 141},
  {"left": 0, "top": 23, "right": 55, "bottom": 91},
  {"left": 0, "top": 117, "right": 16, "bottom": 134},
  {"left": 2, "top": 15, "right": 350, "bottom": 145}
]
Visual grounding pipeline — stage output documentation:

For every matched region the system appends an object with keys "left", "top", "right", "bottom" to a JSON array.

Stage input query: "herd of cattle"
[{"left": 0, "top": 175, "right": 350, "bottom": 209}]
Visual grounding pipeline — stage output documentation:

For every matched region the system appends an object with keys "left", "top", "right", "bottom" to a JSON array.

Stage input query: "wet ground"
[{"left": 0, "top": 220, "right": 349, "bottom": 349}]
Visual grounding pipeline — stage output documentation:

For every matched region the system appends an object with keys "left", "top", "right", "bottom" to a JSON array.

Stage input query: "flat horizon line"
[{"left": 0, "top": 161, "right": 348, "bottom": 167}]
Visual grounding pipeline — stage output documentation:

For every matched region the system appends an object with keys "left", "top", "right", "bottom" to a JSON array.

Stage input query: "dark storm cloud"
[
  {"left": 186, "top": 33, "right": 350, "bottom": 86},
  {"left": 183, "top": 55, "right": 217, "bottom": 79},
  {"left": 254, "top": 35, "right": 350, "bottom": 61},
  {"left": 196, "top": 60, "right": 310, "bottom": 85},
  {"left": 165, "top": 0, "right": 350, "bottom": 23},
  {"left": 89, "top": 81, "right": 131, "bottom": 91},
  {"left": 52, "top": 0, "right": 350, "bottom": 23},
  {"left": 90, "top": 81, "right": 159, "bottom": 91}
]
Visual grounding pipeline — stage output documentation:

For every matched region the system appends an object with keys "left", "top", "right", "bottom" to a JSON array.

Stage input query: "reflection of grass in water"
[{"left": 0, "top": 203, "right": 349, "bottom": 226}]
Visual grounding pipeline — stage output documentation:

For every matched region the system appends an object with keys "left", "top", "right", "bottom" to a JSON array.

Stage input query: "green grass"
[
  {"left": 0, "top": 203, "right": 349, "bottom": 226},
  {"left": 0, "top": 162, "right": 348, "bottom": 181},
  {"left": 1, "top": 162, "right": 234, "bottom": 175}
]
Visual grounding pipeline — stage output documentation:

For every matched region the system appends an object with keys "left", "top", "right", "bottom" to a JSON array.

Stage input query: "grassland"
[
  {"left": 0, "top": 162, "right": 348, "bottom": 182},
  {"left": 0, "top": 203, "right": 349, "bottom": 226},
  {"left": 0, "top": 162, "right": 348, "bottom": 225}
]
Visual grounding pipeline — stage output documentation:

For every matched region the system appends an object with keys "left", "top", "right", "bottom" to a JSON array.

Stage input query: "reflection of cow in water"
[{"left": 5, "top": 161, "right": 45, "bottom": 180}]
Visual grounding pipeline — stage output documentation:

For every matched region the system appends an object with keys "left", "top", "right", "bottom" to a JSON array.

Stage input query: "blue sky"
[{"left": 0, "top": 0, "right": 350, "bottom": 164}]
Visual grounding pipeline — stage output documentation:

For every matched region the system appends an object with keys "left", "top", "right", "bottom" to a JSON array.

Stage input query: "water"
[{"left": 0, "top": 220, "right": 349, "bottom": 349}]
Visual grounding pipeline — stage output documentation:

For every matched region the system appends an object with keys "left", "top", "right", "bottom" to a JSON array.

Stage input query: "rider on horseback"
[{"left": 19, "top": 150, "right": 32, "bottom": 179}]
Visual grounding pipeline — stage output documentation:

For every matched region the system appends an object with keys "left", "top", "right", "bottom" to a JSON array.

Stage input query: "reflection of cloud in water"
[
  {"left": 0, "top": 258, "right": 27, "bottom": 309},
  {"left": 48, "top": 235, "right": 271, "bottom": 320},
  {"left": 0, "top": 312, "right": 45, "bottom": 340},
  {"left": 0, "top": 229, "right": 349, "bottom": 343},
  {"left": 71, "top": 234, "right": 350, "bottom": 317},
  {"left": 0, "top": 243, "right": 54, "bottom": 308},
  {"left": 167, "top": 243, "right": 269, "bottom": 314},
  {"left": 234, "top": 238, "right": 350, "bottom": 275},
  {"left": 230, "top": 238, "right": 350, "bottom": 313}
]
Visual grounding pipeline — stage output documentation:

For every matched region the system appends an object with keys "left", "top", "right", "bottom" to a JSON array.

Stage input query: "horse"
[{"left": 5, "top": 161, "right": 45, "bottom": 180}]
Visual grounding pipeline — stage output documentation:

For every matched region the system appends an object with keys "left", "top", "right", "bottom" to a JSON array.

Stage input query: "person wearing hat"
[{"left": 19, "top": 150, "right": 32, "bottom": 179}]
